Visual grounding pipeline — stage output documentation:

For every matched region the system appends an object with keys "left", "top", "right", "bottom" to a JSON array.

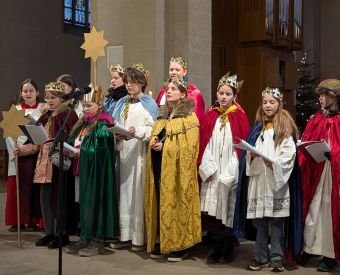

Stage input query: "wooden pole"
[
  {"left": 93, "top": 60, "right": 97, "bottom": 87},
  {"left": 15, "top": 154, "right": 21, "bottom": 248}
]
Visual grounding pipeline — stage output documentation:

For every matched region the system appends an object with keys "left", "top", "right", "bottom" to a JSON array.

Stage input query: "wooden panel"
[
  {"left": 265, "top": 56, "right": 280, "bottom": 87},
  {"left": 285, "top": 59, "right": 298, "bottom": 89},
  {"left": 239, "top": 0, "right": 266, "bottom": 42},
  {"left": 237, "top": 47, "right": 264, "bottom": 122}
]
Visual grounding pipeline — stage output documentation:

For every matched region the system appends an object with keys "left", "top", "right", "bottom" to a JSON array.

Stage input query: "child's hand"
[
  {"left": 107, "top": 122, "right": 116, "bottom": 128},
  {"left": 150, "top": 137, "right": 159, "bottom": 147},
  {"left": 151, "top": 142, "right": 163, "bottom": 151},
  {"left": 74, "top": 148, "right": 80, "bottom": 158},
  {"left": 262, "top": 159, "right": 273, "bottom": 170},
  {"left": 12, "top": 146, "right": 21, "bottom": 156},
  {"left": 128, "top": 126, "right": 136, "bottom": 137},
  {"left": 250, "top": 152, "right": 259, "bottom": 158},
  {"left": 115, "top": 134, "right": 126, "bottom": 141}
]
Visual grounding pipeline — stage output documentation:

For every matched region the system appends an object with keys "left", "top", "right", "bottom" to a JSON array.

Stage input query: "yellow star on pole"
[
  {"left": 80, "top": 26, "right": 108, "bottom": 62},
  {"left": 0, "top": 105, "right": 30, "bottom": 141}
]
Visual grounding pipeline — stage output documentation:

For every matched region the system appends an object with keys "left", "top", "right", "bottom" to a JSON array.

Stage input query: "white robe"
[
  {"left": 246, "top": 128, "right": 296, "bottom": 219},
  {"left": 6, "top": 104, "right": 43, "bottom": 176},
  {"left": 116, "top": 101, "right": 154, "bottom": 245},
  {"left": 199, "top": 118, "right": 239, "bottom": 227},
  {"left": 304, "top": 140, "right": 335, "bottom": 258}
]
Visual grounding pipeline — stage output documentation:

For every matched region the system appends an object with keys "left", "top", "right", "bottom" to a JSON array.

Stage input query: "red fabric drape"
[
  {"left": 299, "top": 111, "right": 340, "bottom": 260},
  {"left": 197, "top": 103, "right": 250, "bottom": 166}
]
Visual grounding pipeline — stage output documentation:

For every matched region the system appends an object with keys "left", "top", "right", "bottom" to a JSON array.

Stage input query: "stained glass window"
[{"left": 63, "top": 0, "right": 91, "bottom": 33}]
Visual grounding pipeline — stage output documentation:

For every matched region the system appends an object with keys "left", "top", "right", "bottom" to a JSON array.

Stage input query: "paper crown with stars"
[
  {"left": 262, "top": 87, "right": 283, "bottom": 101},
  {"left": 169, "top": 57, "right": 187, "bottom": 70},
  {"left": 218, "top": 73, "right": 244, "bottom": 93},
  {"left": 132, "top": 63, "right": 150, "bottom": 79},
  {"left": 45, "top": 82, "right": 65, "bottom": 96},
  {"left": 109, "top": 64, "right": 124, "bottom": 74}
]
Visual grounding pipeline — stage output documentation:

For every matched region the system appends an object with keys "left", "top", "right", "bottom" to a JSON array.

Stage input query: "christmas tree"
[{"left": 295, "top": 51, "right": 318, "bottom": 132}]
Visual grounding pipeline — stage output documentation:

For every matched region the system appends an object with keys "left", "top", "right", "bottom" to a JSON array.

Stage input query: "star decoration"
[
  {"left": 0, "top": 105, "right": 30, "bottom": 141},
  {"left": 81, "top": 26, "right": 108, "bottom": 62}
]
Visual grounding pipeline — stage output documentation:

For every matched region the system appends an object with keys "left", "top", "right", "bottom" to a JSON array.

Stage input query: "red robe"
[
  {"left": 156, "top": 83, "right": 205, "bottom": 122},
  {"left": 299, "top": 111, "right": 340, "bottom": 260},
  {"left": 5, "top": 102, "right": 41, "bottom": 226}
]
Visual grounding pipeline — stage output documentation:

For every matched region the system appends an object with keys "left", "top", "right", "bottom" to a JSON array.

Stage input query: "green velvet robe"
[{"left": 68, "top": 116, "right": 119, "bottom": 240}]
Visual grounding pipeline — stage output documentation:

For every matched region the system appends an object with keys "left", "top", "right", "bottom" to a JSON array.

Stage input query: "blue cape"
[
  {"left": 233, "top": 121, "right": 303, "bottom": 261},
  {"left": 112, "top": 95, "right": 158, "bottom": 122}
]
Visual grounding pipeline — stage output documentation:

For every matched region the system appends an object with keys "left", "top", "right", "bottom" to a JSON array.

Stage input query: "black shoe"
[
  {"left": 35, "top": 234, "right": 55, "bottom": 246},
  {"left": 299, "top": 251, "right": 318, "bottom": 265},
  {"left": 8, "top": 224, "right": 26, "bottom": 232},
  {"left": 26, "top": 224, "right": 40, "bottom": 232},
  {"left": 168, "top": 249, "right": 188, "bottom": 262},
  {"left": 150, "top": 243, "right": 165, "bottom": 259},
  {"left": 48, "top": 235, "right": 70, "bottom": 249},
  {"left": 316, "top": 257, "right": 337, "bottom": 272},
  {"left": 207, "top": 250, "right": 222, "bottom": 264},
  {"left": 221, "top": 250, "right": 235, "bottom": 264}
]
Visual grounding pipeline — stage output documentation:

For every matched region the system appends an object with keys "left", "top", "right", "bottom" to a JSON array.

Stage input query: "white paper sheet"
[
  {"left": 297, "top": 140, "right": 330, "bottom": 163},
  {"left": 233, "top": 138, "right": 275, "bottom": 163},
  {"left": 18, "top": 123, "right": 49, "bottom": 145},
  {"left": 107, "top": 122, "right": 133, "bottom": 138}
]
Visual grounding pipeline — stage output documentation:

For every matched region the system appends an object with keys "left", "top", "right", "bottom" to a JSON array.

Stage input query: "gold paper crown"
[
  {"left": 45, "top": 82, "right": 65, "bottom": 94},
  {"left": 218, "top": 73, "right": 244, "bottom": 93},
  {"left": 262, "top": 87, "right": 283, "bottom": 101},
  {"left": 109, "top": 64, "right": 124, "bottom": 74},
  {"left": 132, "top": 63, "right": 150, "bottom": 79},
  {"left": 170, "top": 57, "right": 187, "bottom": 70},
  {"left": 83, "top": 85, "right": 104, "bottom": 104},
  {"left": 170, "top": 77, "right": 189, "bottom": 92}
]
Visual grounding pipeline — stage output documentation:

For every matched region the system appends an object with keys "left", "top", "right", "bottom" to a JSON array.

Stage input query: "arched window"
[{"left": 63, "top": 0, "right": 91, "bottom": 34}]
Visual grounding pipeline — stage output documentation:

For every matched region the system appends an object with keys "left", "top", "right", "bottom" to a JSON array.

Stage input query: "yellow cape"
[{"left": 145, "top": 113, "right": 202, "bottom": 254}]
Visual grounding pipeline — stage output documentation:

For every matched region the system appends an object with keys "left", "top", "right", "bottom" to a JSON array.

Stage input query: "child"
[
  {"left": 103, "top": 64, "right": 128, "bottom": 114},
  {"left": 155, "top": 57, "right": 205, "bottom": 121},
  {"left": 110, "top": 64, "right": 158, "bottom": 251},
  {"left": 145, "top": 78, "right": 201, "bottom": 261},
  {"left": 198, "top": 74, "right": 250, "bottom": 263},
  {"left": 5, "top": 79, "right": 44, "bottom": 232},
  {"left": 299, "top": 79, "right": 340, "bottom": 272},
  {"left": 65, "top": 86, "right": 120, "bottom": 256},
  {"left": 236, "top": 87, "right": 299, "bottom": 272},
  {"left": 14, "top": 82, "right": 78, "bottom": 248}
]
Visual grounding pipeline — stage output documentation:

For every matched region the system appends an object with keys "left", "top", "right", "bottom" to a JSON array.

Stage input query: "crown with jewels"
[
  {"left": 83, "top": 84, "right": 104, "bottom": 104},
  {"left": 132, "top": 63, "right": 150, "bottom": 79},
  {"left": 169, "top": 77, "right": 189, "bottom": 92},
  {"left": 109, "top": 64, "right": 124, "bottom": 74},
  {"left": 218, "top": 73, "right": 244, "bottom": 93},
  {"left": 262, "top": 87, "right": 283, "bottom": 101},
  {"left": 170, "top": 57, "right": 187, "bottom": 70},
  {"left": 45, "top": 82, "right": 65, "bottom": 94}
]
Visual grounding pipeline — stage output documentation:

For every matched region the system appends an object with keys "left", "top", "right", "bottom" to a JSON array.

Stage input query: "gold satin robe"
[{"left": 145, "top": 112, "right": 202, "bottom": 254}]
